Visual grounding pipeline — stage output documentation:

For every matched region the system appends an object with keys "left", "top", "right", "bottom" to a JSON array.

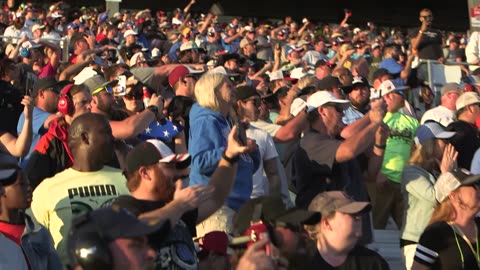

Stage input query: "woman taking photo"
[
  {"left": 400, "top": 121, "right": 457, "bottom": 269},
  {"left": 412, "top": 168, "right": 480, "bottom": 270},
  {"left": 188, "top": 71, "right": 260, "bottom": 237}
]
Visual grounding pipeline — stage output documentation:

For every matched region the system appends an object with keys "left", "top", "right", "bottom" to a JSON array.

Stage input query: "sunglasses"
[
  {"left": 124, "top": 93, "right": 143, "bottom": 100},
  {"left": 92, "top": 85, "right": 113, "bottom": 95},
  {"left": 247, "top": 98, "right": 261, "bottom": 107},
  {"left": 327, "top": 104, "right": 344, "bottom": 113}
]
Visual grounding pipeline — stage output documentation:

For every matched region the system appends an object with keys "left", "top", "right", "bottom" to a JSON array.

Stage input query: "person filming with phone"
[
  {"left": 189, "top": 71, "right": 260, "bottom": 238},
  {"left": 411, "top": 8, "right": 444, "bottom": 62}
]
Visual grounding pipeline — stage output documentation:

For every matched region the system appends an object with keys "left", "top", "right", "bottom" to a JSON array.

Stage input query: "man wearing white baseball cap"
[
  {"left": 293, "top": 90, "right": 388, "bottom": 244},
  {"left": 446, "top": 91, "right": 480, "bottom": 170},
  {"left": 372, "top": 79, "right": 419, "bottom": 230}
]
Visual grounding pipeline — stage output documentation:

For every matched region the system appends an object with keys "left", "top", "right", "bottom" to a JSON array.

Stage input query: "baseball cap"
[
  {"left": 123, "top": 29, "right": 137, "bottom": 38},
  {"left": 314, "top": 59, "right": 336, "bottom": 69},
  {"left": 168, "top": 65, "right": 191, "bottom": 87},
  {"left": 197, "top": 231, "right": 231, "bottom": 255},
  {"left": 456, "top": 92, "right": 480, "bottom": 111},
  {"left": 129, "top": 52, "right": 147, "bottom": 67},
  {"left": 32, "top": 77, "right": 62, "bottom": 97},
  {"left": 434, "top": 168, "right": 480, "bottom": 203},
  {"left": 379, "top": 58, "right": 403, "bottom": 75},
  {"left": 124, "top": 139, "right": 191, "bottom": 175},
  {"left": 285, "top": 45, "right": 303, "bottom": 56},
  {"left": 414, "top": 121, "right": 456, "bottom": 146},
  {"left": 0, "top": 153, "right": 20, "bottom": 186},
  {"left": 67, "top": 206, "right": 170, "bottom": 264},
  {"left": 234, "top": 196, "right": 321, "bottom": 236},
  {"left": 83, "top": 75, "right": 118, "bottom": 95},
  {"left": 306, "top": 91, "right": 350, "bottom": 112},
  {"left": 239, "top": 38, "right": 257, "bottom": 49},
  {"left": 341, "top": 76, "right": 370, "bottom": 94},
  {"left": 236, "top": 85, "right": 259, "bottom": 101},
  {"left": 441, "top": 83, "right": 461, "bottom": 96},
  {"left": 317, "top": 76, "right": 341, "bottom": 90},
  {"left": 378, "top": 79, "right": 408, "bottom": 97},
  {"left": 31, "top": 23, "right": 45, "bottom": 32},
  {"left": 289, "top": 67, "right": 308, "bottom": 80},
  {"left": 308, "top": 191, "right": 371, "bottom": 217}
]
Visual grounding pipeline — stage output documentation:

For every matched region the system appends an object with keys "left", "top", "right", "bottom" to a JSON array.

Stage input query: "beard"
[
  {"left": 96, "top": 97, "right": 113, "bottom": 115},
  {"left": 350, "top": 99, "right": 369, "bottom": 111}
]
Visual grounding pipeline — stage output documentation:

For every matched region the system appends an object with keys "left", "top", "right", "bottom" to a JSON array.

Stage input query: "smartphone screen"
[{"left": 113, "top": 75, "right": 127, "bottom": 96}]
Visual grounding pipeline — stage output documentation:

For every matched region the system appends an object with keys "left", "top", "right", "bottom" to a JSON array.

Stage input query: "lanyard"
[{"left": 449, "top": 222, "right": 480, "bottom": 269}]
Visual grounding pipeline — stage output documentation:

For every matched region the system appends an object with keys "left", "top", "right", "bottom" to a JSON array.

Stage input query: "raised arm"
[{"left": 0, "top": 96, "right": 33, "bottom": 157}]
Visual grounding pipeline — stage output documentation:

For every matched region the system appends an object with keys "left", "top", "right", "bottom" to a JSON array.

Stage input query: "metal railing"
[{"left": 0, "top": 35, "right": 70, "bottom": 63}]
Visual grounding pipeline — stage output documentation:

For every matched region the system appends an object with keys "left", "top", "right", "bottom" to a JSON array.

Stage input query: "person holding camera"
[{"left": 189, "top": 72, "right": 260, "bottom": 237}]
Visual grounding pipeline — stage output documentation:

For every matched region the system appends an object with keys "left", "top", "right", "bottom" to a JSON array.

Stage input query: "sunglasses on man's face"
[{"left": 92, "top": 85, "right": 113, "bottom": 95}]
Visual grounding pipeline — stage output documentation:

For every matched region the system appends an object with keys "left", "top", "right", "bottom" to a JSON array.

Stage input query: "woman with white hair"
[{"left": 188, "top": 71, "right": 260, "bottom": 237}]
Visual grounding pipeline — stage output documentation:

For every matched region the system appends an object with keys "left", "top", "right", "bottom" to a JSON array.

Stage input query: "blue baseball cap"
[{"left": 0, "top": 153, "right": 20, "bottom": 186}]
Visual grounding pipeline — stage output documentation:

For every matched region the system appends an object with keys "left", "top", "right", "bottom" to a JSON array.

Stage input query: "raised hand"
[
  {"left": 21, "top": 96, "right": 33, "bottom": 120},
  {"left": 173, "top": 180, "right": 214, "bottom": 211},
  {"left": 439, "top": 143, "right": 458, "bottom": 173}
]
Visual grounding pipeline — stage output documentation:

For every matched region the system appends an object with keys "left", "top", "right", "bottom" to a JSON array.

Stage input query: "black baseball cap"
[
  {"left": 31, "top": 77, "right": 62, "bottom": 97},
  {"left": 0, "top": 153, "right": 20, "bottom": 186},
  {"left": 236, "top": 85, "right": 260, "bottom": 101},
  {"left": 317, "top": 76, "right": 341, "bottom": 90}
]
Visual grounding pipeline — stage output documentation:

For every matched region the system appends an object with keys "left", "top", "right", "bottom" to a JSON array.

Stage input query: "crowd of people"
[{"left": 2, "top": 1, "right": 480, "bottom": 270}]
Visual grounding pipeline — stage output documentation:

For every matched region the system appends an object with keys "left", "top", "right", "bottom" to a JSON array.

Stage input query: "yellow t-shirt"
[{"left": 29, "top": 166, "right": 130, "bottom": 265}]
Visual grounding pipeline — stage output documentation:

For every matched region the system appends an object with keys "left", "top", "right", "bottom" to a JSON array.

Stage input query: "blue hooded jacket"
[{"left": 188, "top": 103, "right": 260, "bottom": 211}]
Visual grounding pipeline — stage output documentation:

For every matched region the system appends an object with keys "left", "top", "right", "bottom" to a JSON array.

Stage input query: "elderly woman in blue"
[{"left": 189, "top": 71, "right": 260, "bottom": 237}]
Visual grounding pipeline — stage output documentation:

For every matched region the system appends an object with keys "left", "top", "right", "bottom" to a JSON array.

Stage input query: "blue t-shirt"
[{"left": 17, "top": 107, "right": 51, "bottom": 168}]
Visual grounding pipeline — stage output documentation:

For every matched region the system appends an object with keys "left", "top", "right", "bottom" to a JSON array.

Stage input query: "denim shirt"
[{"left": 21, "top": 214, "right": 63, "bottom": 270}]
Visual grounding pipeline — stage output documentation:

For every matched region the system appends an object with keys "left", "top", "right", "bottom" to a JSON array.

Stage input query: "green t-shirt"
[{"left": 381, "top": 112, "right": 419, "bottom": 183}]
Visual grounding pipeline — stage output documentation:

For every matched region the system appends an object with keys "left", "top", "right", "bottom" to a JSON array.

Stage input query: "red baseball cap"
[
  {"left": 199, "top": 231, "right": 230, "bottom": 255},
  {"left": 168, "top": 65, "right": 190, "bottom": 88}
]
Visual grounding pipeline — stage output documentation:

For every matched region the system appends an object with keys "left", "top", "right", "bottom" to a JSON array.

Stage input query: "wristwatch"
[{"left": 146, "top": 105, "right": 159, "bottom": 115}]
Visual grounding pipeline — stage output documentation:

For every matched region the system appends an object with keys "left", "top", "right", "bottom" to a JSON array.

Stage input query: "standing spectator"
[
  {"left": 17, "top": 77, "right": 61, "bottom": 168},
  {"left": 410, "top": 8, "right": 444, "bottom": 61},
  {"left": 25, "top": 84, "right": 92, "bottom": 189},
  {"left": 113, "top": 125, "right": 247, "bottom": 269},
  {"left": 0, "top": 153, "right": 63, "bottom": 270},
  {"left": 412, "top": 169, "right": 480, "bottom": 270},
  {"left": 373, "top": 80, "right": 419, "bottom": 230},
  {"left": 294, "top": 91, "right": 388, "bottom": 244},
  {"left": 188, "top": 72, "right": 260, "bottom": 237},
  {"left": 236, "top": 85, "right": 282, "bottom": 198},
  {"left": 446, "top": 92, "right": 480, "bottom": 169},
  {"left": 420, "top": 83, "right": 461, "bottom": 126},
  {"left": 465, "top": 31, "right": 480, "bottom": 65},
  {"left": 67, "top": 206, "right": 168, "bottom": 270},
  {"left": 30, "top": 113, "right": 131, "bottom": 265},
  {"left": 400, "top": 121, "right": 457, "bottom": 270},
  {"left": 0, "top": 155, "right": 29, "bottom": 270},
  {"left": 305, "top": 191, "right": 390, "bottom": 269}
]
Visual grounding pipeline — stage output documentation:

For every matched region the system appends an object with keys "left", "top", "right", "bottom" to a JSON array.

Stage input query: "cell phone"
[
  {"left": 245, "top": 221, "right": 271, "bottom": 256},
  {"left": 113, "top": 75, "right": 127, "bottom": 96},
  {"left": 235, "top": 119, "right": 247, "bottom": 146}
]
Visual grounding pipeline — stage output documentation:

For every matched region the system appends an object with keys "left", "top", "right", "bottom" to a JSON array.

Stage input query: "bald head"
[{"left": 68, "top": 113, "right": 112, "bottom": 158}]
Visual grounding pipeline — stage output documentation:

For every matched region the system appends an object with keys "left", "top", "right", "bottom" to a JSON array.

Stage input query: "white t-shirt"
[
  {"left": 246, "top": 125, "right": 278, "bottom": 198},
  {"left": 420, "top": 105, "right": 455, "bottom": 127}
]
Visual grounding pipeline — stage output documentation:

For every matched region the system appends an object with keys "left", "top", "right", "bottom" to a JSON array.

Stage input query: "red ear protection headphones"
[{"left": 58, "top": 84, "right": 75, "bottom": 116}]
